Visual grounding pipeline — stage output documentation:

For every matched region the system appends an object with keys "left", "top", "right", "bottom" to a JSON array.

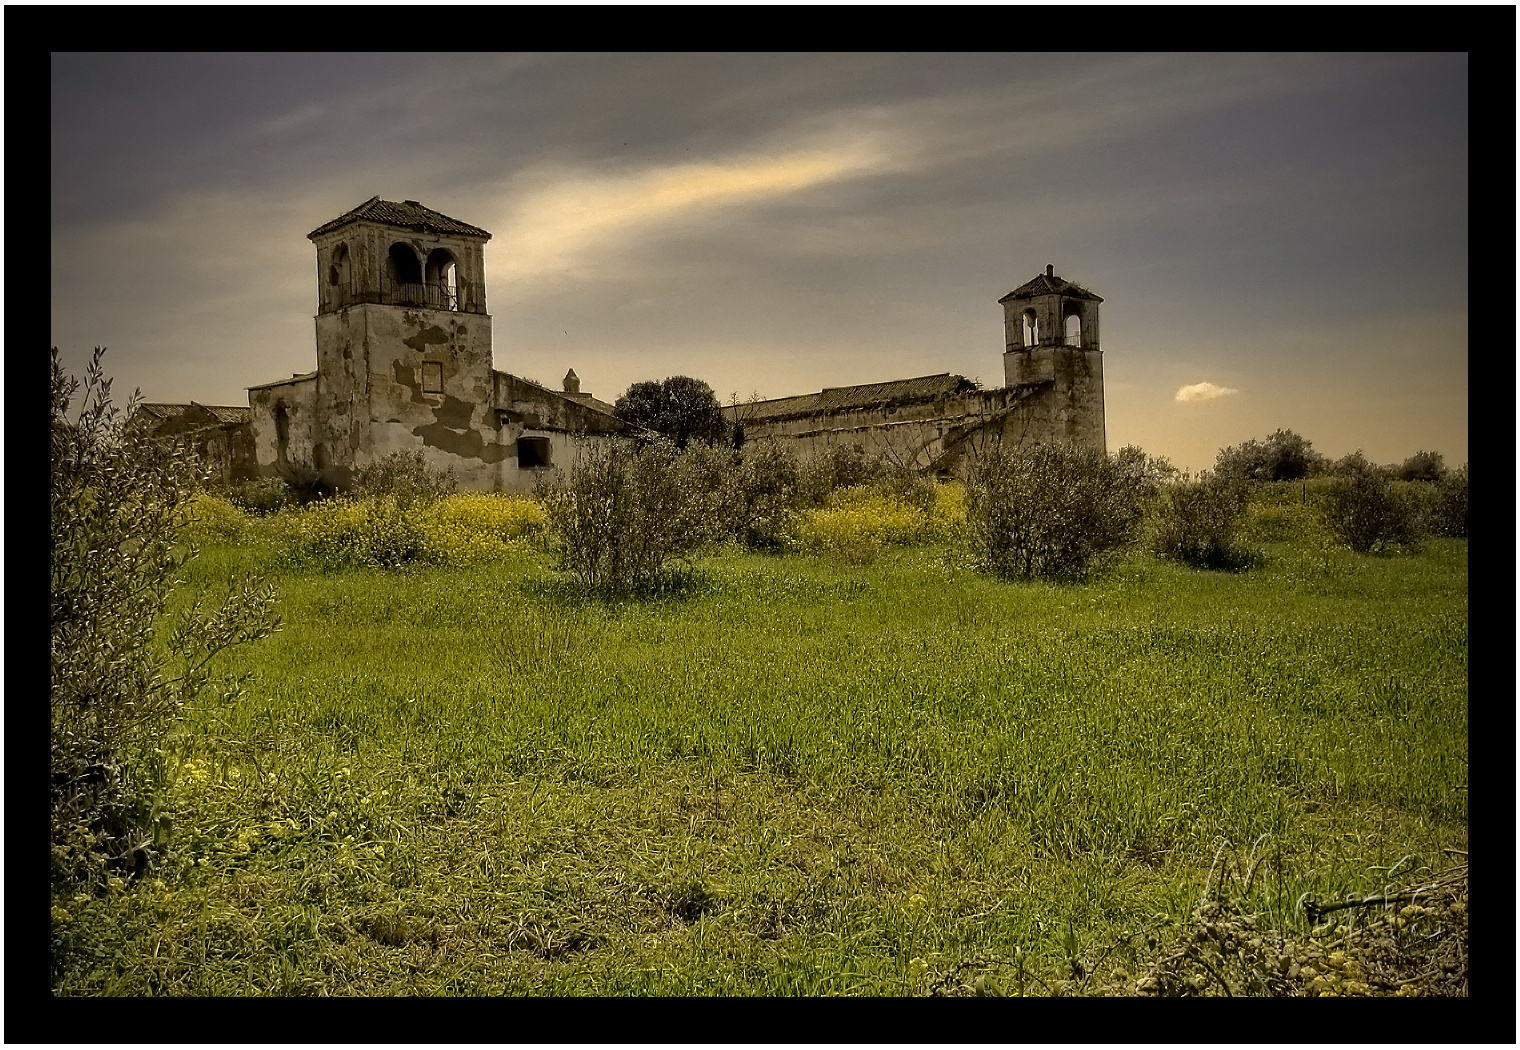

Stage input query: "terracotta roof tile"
[
  {"left": 739, "top": 373, "right": 978, "bottom": 422},
  {"left": 308, "top": 197, "right": 491, "bottom": 240},
  {"left": 999, "top": 269, "right": 1102, "bottom": 303}
]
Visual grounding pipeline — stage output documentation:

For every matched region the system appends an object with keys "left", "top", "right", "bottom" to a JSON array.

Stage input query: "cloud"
[
  {"left": 490, "top": 138, "right": 889, "bottom": 283},
  {"left": 1175, "top": 382, "right": 1240, "bottom": 403}
]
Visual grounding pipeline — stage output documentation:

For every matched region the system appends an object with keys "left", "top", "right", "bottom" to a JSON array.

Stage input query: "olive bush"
[
  {"left": 1319, "top": 452, "right": 1422, "bottom": 553},
  {"left": 966, "top": 441, "right": 1150, "bottom": 580},
  {"left": 538, "top": 439, "right": 723, "bottom": 596},
  {"left": 1215, "top": 429, "right": 1325, "bottom": 482},
  {"left": 1150, "top": 471, "right": 1253, "bottom": 570},
  {"left": 716, "top": 439, "right": 801, "bottom": 550},
  {"left": 351, "top": 449, "right": 456, "bottom": 506},
  {"left": 1427, "top": 463, "right": 1468, "bottom": 537},
  {"left": 51, "top": 347, "right": 279, "bottom": 889}
]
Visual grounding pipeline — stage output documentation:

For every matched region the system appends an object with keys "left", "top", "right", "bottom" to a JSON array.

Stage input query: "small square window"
[
  {"left": 422, "top": 362, "right": 443, "bottom": 394},
  {"left": 518, "top": 436, "right": 552, "bottom": 469}
]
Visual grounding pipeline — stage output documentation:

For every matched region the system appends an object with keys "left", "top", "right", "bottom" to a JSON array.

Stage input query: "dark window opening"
[
  {"left": 388, "top": 243, "right": 422, "bottom": 284},
  {"left": 422, "top": 361, "right": 444, "bottom": 394},
  {"left": 518, "top": 436, "right": 552, "bottom": 469}
]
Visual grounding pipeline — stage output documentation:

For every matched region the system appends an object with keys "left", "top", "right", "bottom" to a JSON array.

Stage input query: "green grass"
[{"left": 51, "top": 502, "right": 1467, "bottom": 996}]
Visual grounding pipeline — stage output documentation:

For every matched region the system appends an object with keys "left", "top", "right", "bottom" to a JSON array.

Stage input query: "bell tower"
[
  {"left": 999, "top": 265, "right": 1106, "bottom": 450},
  {"left": 302, "top": 197, "right": 505, "bottom": 488}
]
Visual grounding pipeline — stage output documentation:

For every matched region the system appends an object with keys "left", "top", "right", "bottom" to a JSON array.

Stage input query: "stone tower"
[
  {"left": 999, "top": 265, "right": 1106, "bottom": 450},
  {"left": 302, "top": 197, "right": 503, "bottom": 488}
]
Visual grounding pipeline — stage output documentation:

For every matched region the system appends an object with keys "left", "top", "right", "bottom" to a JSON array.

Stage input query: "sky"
[{"left": 51, "top": 52, "right": 1468, "bottom": 473}]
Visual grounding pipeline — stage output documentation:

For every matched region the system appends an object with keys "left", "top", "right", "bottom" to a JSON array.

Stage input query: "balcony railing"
[{"left": 323, "top": 277, "right": 473, "bottom": 313}]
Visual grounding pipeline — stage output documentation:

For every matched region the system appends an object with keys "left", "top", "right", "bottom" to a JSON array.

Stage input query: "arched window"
[
  {"left": 1064, "top": 309, "right": 1082, "bottom": 345},
  {"left": 328, "top": 244, "right": 350, "bottom": 288},
  {"left": 387, "top": 243, "right": 423, "bottom": 304},
  {"left": 1022, "top": 309, "right": 1038, "bottom": 347},
  {"left": 425, "top": 248, "right": 458, "bottom": 311}
]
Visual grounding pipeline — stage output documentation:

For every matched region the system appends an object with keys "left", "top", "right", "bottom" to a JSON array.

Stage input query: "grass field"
[{"left": 50, "top": 491, "right": 1467, "bottom": 995}]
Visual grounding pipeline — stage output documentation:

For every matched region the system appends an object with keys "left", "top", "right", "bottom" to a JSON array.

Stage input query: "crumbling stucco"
[{"left": 246, "top": 197, "right": 632, "bottom": 492}]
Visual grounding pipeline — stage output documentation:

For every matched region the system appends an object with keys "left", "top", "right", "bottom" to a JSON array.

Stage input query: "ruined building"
[
  {"left": 244, "top": 197, "right": 627, "bottom": 492},
  {"left": 147, "top": 198, "right": 1105, "bottom": 491},
  {"left": 727, "top": 265, "right": 1106, "bottom": 475}
]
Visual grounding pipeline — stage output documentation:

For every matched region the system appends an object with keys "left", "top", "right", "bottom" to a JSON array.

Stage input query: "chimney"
[{"left": 1046, "top": 264, "right": 1053, "bottom": 278}]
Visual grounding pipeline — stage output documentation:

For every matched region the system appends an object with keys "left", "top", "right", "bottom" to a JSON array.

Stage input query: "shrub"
[
  {"left": 51, "top": 347, "right": 279, "bottom": 890},
  {"left": 797, "top": 443, "right": 881, "bottom": 506},
  {"left": 1395, "top": 450, "right": 1447, "bottom": 482},
  {"left": 1215, "top": 429, "right": 1325, "bottom": 482},
  {"left": 183, "top": 490, "right": 248, "bottom": 540},
  {"left": 1426, "top": 463, "right": 1468, "bottom": 537},
  {"left": 274, "top": 496, "right": 428, "bottom": 570},
  {"left": 1319, "top": 452, "right": 1422, "bottom": 553},
  {"left": 418, "top": 493, "right": 549, "bottom": 560},
  {"left": 226, "top": 476, "right": 296, "bottom": 515},
  {"left": 538, "top": 439, "right": 722, "bottom": 596},
  {"left": 351, "top": 449, "right": 456, "bottom": 506},
  {"left": 1150, "top": 472, "right": 1253, "bottom": 570},
  {"left": 718, "top": 439, "right": 801, "bottom": 550},
  {"left": 965, "top": 441, "right": 1148, "bottom": 580}
]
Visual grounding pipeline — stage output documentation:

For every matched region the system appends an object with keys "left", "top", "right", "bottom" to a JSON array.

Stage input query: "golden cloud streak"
[{"left": 494, "top": 143, "right": 884, "bottom": 280}]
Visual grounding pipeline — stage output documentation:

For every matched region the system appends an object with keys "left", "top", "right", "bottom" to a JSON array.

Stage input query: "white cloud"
[{"left": 1175, "top": 382, "right": 1240, "bottom": 403}]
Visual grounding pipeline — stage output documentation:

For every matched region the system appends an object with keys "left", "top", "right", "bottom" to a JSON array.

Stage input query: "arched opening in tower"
[
  {"left": 1021, "top": 308, "right": 1038, "bottom": 347},
  {"left": 387, "top": 243, "right": 424, "bottom": 304},
  {"left": 426, "top": 248, "right": 459, "bottom": 311}
]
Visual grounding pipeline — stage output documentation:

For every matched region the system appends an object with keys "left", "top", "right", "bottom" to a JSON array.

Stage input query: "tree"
[
  {"left": 52, "top": 347, "right": 279, "bottom": 888},
  {"left": 614, "top": 376, "right": 730, "bottom": 449}
]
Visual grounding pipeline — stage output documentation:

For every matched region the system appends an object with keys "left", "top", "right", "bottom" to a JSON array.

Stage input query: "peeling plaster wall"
[
  {"left": 248, "top": 376, "right": 319, "bottom": 479},
  {"left": 493, "top": 372, "right": 628, "bottom": 493},
  {"left": 352, "top": 303, "right": 507, "bottom": 491},
  {"left": 1002, "top": 348, "right": 1106, "bottom": 451}
]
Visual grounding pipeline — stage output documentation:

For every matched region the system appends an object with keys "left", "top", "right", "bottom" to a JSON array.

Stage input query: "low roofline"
[
  {"left": 246, "top": 371, "right": 318, "bottom": 391},
  {"left": 743, "top": 373, "right": 961, "bottom": 410}
]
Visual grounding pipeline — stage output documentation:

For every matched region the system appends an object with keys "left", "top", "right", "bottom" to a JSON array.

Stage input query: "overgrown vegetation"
[
  {"left": 537, "top": 439, "right": 722, "bottom": 596},
  {"left": 52, "top": 408, "right": 1467, "bottom": 996},
  {"left": 965, "top": 441, "right": 1152, "bottom": 580},
  {"left": 1150, "top": 471, "right": 1253, "bottom": 571},
  {"left": 1319, "top": 453, "right": 1423, "bottom": 554},
  {"left": 51, "top": 347, "right": 279, "bottom": 897}
]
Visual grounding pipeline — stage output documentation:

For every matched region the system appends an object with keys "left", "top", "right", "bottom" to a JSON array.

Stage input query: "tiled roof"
[
  {"left": 738, "top": 373, "right": 979, "bottom": 422},
  {"left": 999, "top": 269, "right": 1102, "bottom": 303},
  {"left": 308, "top": 197, "right": 492, "bottom": 240},
  {"left": 133, "top": 403, "right": 251, "bottom": 426},
  {"left": 247, "top": 371, "right": 318, "bottom": 391}
]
